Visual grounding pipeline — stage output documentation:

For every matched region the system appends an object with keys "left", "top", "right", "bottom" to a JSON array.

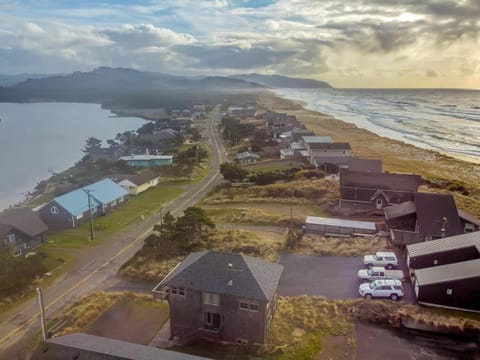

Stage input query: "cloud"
[
  {"left": 425, "top": 69, "right": 438, "bottom": 77},
  {"left": 0, "top": 0, "right": 479, "bottom": 87}
]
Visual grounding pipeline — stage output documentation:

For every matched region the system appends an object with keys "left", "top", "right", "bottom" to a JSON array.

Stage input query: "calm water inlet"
[{"left": 0, "top": 102, "right": 145, "bottom": 210}]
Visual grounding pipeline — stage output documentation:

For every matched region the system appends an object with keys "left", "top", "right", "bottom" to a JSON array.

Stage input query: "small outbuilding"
[
  {"left": 304, "top": 216, "right": 377, "bottom": 236},
  {"left": 413, "top": 259, "right": 480, "bottom": 312},
  {"left": 113, "top": 170, "right": 160, "bottom": 195},
  {"left": 406, "top": 232, "right": 480, "bottom": 269}
]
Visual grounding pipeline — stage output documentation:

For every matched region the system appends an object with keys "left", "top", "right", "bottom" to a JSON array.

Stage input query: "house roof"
[
  {"left": 113, "top": 170, "right": 159, "bottom": 186},
  {"left": 160, "top": 251, "right": 283, "bottom": 302},
  {"left": 458, "top": 209, "right": 480, "bottom": 226},
  {"left": 305, "top": 216, "right": 376, "bottom": 231},
  {"left": 309, "top": 142, "right": 351, "bottom": 150},
  {"left": 340, "top": 170, "right": 421, "bottom": 192},
  {"left": 236, "top": 151, "right": 260, "bottom": 160},
  {"left": 120, "top": 154, "right": 174, "bottom": 161},
  {"left": 415, "top": 259, "right": 480, "bottom": 285},
  {"left": 407, "top": 231, "right": 480, "bottom": 258},
  {"left": 384, "top": 201, "right": 417, "bottom": 220},
  {"left": 414, "top": 193, "right": 463, "bottom": 238},
  {"left": 314, "top": 155, "right": 351, "bottom": 165},
  {"left": 302, "top": 136, "right": 333, "bottom": 144},
  {"left": 0, "top": 208, "right": 48, "bottom": 237},
  {"left": 38, "top": 333, "right": 211, "bottom": 360},
  {"left": 54, "top": 179, "right": 128, "bottom": 217},
  {"left": 347, "top": 157, "right": 383, "bottom": 173},
  {"left": 0, "top": 223, "right": 13, "bottom": 239}
]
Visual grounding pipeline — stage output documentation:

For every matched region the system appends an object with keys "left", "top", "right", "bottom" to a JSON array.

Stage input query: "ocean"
[
  {"left": 275, "top": 88, "right": 480, "bottom": 164},
  {"left": 0, "top": 103, "right": 145, "bottom": 210}
]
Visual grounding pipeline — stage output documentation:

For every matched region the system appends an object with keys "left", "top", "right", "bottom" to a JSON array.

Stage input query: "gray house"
[
  {"left": 339, "top": 170, "right": 421, "bottom": 215},
  {"left": 32, "top": 333, "right": 211, "bottom": 360},
  {"left": 152, "top": 251, "right": 283, "bottom": 346},
  {"left": 413, "top": 259, "right": 480, "bottom": 312},
  {"left": 0, "top": 208, "right": 48, "bottom": 256},
  {"left": 385, "top": 193, "right": 479, "bottom": 246}
]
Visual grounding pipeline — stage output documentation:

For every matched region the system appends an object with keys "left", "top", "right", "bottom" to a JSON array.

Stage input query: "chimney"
[{"left": 227, "top": 263, "right": 233, "bottom": 286}]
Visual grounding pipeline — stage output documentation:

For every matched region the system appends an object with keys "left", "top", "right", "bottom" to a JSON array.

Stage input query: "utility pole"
[
  {"left": 196, "top": 143, "right": 200, "bottom": 166},
  {"left": 290, "top": 186, "right": 294, "bottom": 230},
  {"left": 36, "top": 287, "right": 47, "bottom": 342},
  {"left": 83, "top": 189, "right": 95, "bottom": 241}
]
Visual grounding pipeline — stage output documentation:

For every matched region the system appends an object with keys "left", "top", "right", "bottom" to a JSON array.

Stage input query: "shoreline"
[
  {"left": 272, "top": 88, "right": 480, "bottom": 165},
  {"left": 257, "top": 91, "right": 480, "bottom": 218},
  {"left": 0, "top": 103, "right": 148, "bottom": 212}
]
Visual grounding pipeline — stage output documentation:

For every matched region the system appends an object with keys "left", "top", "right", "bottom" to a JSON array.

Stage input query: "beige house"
[{"left": 113, "top": 170, "right": 160, "bottom": 195}]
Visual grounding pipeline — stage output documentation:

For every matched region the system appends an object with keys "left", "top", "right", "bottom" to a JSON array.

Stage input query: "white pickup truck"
[{"left": 357, "top": 266, "right": 405, "bottom": 282}]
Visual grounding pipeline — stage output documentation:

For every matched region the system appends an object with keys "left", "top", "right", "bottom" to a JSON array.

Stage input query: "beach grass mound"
[
  {"left": 296, "top": 235, "right": 391, "bottom": 257},
  {"left": 119, "top": 228, "right": 284, "bottom": 282}
]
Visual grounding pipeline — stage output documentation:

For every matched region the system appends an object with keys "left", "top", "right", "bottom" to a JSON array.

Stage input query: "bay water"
[{"left": 0, "top": 102, "right": 145, "bottom": 210}]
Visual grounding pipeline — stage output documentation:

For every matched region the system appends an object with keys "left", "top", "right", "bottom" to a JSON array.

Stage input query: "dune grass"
[
  {"left": 258, "top": 92, "right": 480, "bottom": 218},
  {"left": 295, "top": 235, "right": 391, "bottom": 257}
]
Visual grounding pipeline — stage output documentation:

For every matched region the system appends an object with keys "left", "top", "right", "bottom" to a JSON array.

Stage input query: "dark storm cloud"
[{"left": 319, "top": 21, "right": 421, "bottom": 53}]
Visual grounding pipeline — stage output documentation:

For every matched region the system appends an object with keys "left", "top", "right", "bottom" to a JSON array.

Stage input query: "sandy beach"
[{"left": 258, "top": 91, "right": 480, "bottom": 218}]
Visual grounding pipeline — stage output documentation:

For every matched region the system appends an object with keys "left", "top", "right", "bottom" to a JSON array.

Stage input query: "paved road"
[
  {"left": 278, "top": 253, "right": 416, "bottom": 303},
  {"left": 0, "top": 106, "right": 226, "bottom": 356}
]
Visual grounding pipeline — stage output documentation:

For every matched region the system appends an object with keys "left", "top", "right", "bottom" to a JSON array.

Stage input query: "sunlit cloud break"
[{"left": 0, "top": 0, "right": 479, "bottom": 88}]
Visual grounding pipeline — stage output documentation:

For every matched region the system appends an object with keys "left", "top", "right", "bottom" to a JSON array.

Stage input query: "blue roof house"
[{"left": 38, "top": 179, "right": 129, "bottom": 229}]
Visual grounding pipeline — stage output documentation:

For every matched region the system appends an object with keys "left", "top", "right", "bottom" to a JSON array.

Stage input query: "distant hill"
[
  {"left": 0, "top": 73, "right": 53, "bottom": 87},
  {"left": 230, "top": 73, "right": 332, "bottom": 88},
  {"left": 0, "top": 67, "right": 264, "bottom": 108}
]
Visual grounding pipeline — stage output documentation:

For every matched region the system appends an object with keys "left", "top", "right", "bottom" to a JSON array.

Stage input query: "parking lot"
[{"left": 277, "top": 253, "right": 416, "bottom": 303}]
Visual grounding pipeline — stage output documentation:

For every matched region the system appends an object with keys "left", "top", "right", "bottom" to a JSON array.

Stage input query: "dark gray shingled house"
[
  {"left": 0, "top": 208, "right": 48, "bottom": 256},
  {"left": 152, "top": 251, "right": 284, "bottom": 346},
  {"left": 338, "top": 170, "right": 421, "bottom": 215},
  {"left": 385, "top": 193, "right": 479, "bottom": 245},
  {"left": 32, "top": 333, "right": 211, "bottom": 360}
]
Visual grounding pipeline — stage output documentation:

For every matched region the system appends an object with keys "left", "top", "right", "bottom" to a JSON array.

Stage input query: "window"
[
  {"left": 50, "top": 206, "right": 59, "bottom": 214},
  {"left": 170, "top": 286, "right": 177, "bottom": 294},
  {"left": 239, "top": 300, "right": 259, "bottom": 312},
  {"left": 202, "top": 292, "right": 220, "bottom": 306},
  {"left": 236, "top": 338, "right": 248, "bottom": 345},
  {"left": 179, "top": 288, "right": 185, "bottom": 296},
  {"left": 249, "top": 304, "right": 259, "bottom": 312},
  {"left": 14, "top": 248, "right": 23, "bottom": 257},
  {"left": 446, "top": 288, "right": 453, "bottom": 295}
]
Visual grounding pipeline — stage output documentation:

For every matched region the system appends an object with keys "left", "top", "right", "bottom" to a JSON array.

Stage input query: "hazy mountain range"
[
  {"left": 0, "top": 68, "right": 332, "bottom": 109},
  {"left": 230, "top": 73, "right": 332, "bottom": 88}
]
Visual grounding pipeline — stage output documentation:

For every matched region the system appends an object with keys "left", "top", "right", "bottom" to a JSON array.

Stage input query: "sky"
[{"left": 0, "top": 0, "right": 479, "bottom": 88}]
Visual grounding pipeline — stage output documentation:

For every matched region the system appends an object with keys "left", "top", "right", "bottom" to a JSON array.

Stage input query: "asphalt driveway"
[{"left": 278, "top": 253, "right": 416, "bottom": 303}]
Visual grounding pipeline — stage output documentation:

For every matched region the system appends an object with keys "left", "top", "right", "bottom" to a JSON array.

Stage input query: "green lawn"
[{"left": 46, "top": 184, "right": 184, "bottom": 249}]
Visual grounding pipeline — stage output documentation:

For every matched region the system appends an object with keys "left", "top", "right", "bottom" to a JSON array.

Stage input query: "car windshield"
[
  {"left": 367, "top": 269, "right": 373, "bottom": 275},
  {"left": 369, "top": 281, "right": 376, "bottom": 289}
]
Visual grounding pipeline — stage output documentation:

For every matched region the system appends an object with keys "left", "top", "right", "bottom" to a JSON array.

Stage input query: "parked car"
[
  {"left": 357, "top": 266, "right": 405, "bottom": 282},
  {"left": 363, "top": 251, "right": 398, "bottom": 269},
  {"left": 359, "top": 279, "right": 404, "bottom": 300}
]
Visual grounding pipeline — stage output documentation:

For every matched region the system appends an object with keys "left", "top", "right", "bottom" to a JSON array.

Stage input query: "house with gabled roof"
[
  {"left": 0, "top": 208, "right": 48, "bottom": 256},
  {"left": 385, "top": 193, "right": 479, "bottom": 245},
  {"left": 38, "top": 179, "right": 129, "bottom": 229},
  {"left": 339, "top": 170, "right": 421, "bottom": 215},
  {"left": 112, "top": 169, "right": 160, "bottom": 195},
  {"left": 152, "top": 251, "right": 283, "bottom": 346}
]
